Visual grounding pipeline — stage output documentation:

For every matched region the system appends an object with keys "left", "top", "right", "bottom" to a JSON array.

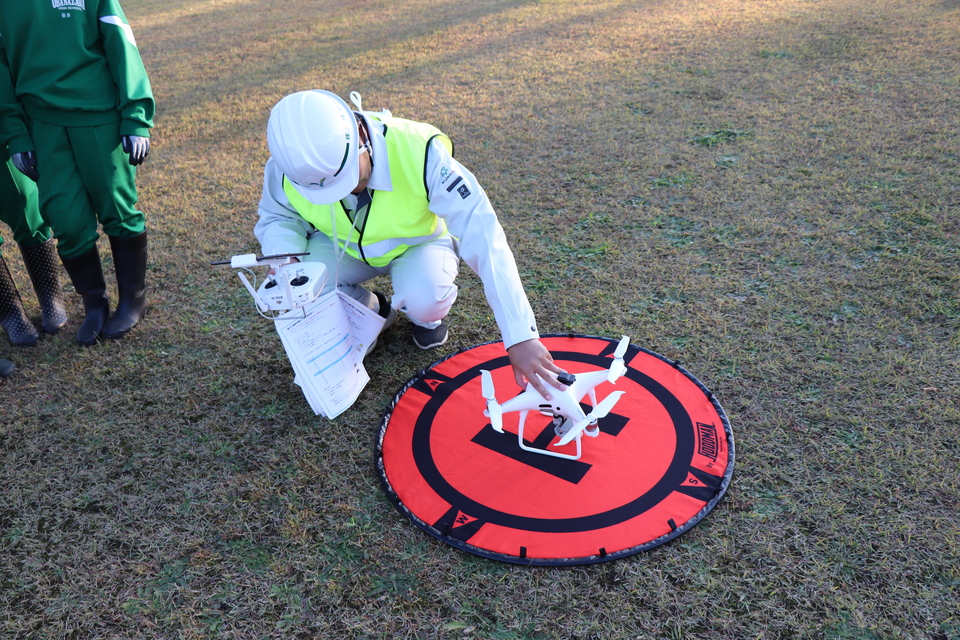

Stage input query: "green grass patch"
[{"left": 691, "top": 128, "right": 753, "bottom": 147}]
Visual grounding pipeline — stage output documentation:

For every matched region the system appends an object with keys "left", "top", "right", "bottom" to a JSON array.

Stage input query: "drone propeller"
[
  {"left": 607, "top": 335, "right": 630, "bottom": 383},
  {"left": 555, "top": 391, "right": 625, "bottom": 447},
  {"left": 480, "top": 370, "right": 504, "bottom": 433}
]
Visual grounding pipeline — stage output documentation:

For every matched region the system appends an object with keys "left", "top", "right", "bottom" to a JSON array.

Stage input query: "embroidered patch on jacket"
[
  {"left": 444, "top": 174, "right": 472, "bottom": 199},
  {"left": 53, "top": 0, "right": 85, "bottom": 10},
  {"left": 440, "top": 166, "right": 457, "bottom": 185}
]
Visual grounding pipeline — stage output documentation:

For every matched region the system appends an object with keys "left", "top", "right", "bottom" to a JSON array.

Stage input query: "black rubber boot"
[
  {"left": 103, "top": 231, "right": 148, "bottom": 340},
  {"left": 19, "top": 238, "right": 68, "bottom": 334},
  {"left": 0, "top": 255, "right": 39, "bottom": 346},
  {"left": 60, "top": 246, "right": 110, "bottom": 347},
  {"left": 0, "top": 358, "right": 15, "bottom": 378}
]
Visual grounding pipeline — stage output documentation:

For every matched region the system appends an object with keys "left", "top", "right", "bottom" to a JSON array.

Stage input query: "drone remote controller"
[{"left": 212, "top": 253, "right": 328, "bottom": 313}]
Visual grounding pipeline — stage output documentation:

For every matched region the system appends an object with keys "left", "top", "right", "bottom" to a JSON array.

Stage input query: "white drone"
[
  {"left": 212, "top": 253, "right": 328, "bottom": 316},
  {"left": 480, "top": 335, "right": 631, "bottom": 461}
]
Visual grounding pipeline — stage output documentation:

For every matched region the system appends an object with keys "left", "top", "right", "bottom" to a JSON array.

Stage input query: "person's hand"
[
  {"left": 268, "top": 256, "right": 299, "bottom": 276},
  {"left": 11, "top": 151, "right": 39, "bottom": 181},
  {"left": 121, "top": 135, "right": 150, "bottom": 166},
  {"left": 507, "top": 338, "right": 568, "bottom": 400}
]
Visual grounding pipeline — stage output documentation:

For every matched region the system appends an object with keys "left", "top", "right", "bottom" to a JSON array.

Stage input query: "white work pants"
[{"left": 306, "top": 232, "right": 459, "bottom": 329}]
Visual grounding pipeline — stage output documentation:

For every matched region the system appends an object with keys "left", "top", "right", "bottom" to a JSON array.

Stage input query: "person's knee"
[{"left": 399, "top": 285, "right": 457, "bottom": 324}]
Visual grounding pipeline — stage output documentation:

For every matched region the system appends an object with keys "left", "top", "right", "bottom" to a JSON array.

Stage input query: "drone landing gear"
[{"left": 515, "top": 413, "right": 592, "bottom": 461}]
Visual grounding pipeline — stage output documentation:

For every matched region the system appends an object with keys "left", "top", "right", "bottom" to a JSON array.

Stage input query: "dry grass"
[{"left": 1, "top": 0, "right": 958, "bottom": 638}]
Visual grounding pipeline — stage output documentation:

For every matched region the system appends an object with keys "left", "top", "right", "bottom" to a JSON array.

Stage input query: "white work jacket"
[{"left": 255, "top": 113, "right": 540, "bottom": 349}]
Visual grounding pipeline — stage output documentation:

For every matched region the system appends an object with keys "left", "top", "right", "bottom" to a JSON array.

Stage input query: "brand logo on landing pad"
[{"left": 696, "top": 422, "right": 719, "bottom": 462}]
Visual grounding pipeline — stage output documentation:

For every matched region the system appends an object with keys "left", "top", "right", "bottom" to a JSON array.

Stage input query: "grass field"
[{"left": 1, "top": 0, "right": 958, "bottom": 637}]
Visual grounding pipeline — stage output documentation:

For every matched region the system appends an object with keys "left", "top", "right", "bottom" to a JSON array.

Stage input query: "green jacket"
[{"left": 0, "top": 0, "right": 154, "bottom": 153}]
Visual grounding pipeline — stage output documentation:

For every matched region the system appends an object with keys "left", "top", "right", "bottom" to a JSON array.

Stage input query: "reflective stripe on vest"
[{"left": 283, "top": 117, "right": 454, "bottom": 267}]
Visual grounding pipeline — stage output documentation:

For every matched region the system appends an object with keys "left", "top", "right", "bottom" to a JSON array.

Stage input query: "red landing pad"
[{"left": 376, "top": 335, "right": 734, "bottom": 565}]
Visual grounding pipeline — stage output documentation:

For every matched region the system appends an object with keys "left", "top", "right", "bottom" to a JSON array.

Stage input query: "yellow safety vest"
[{"left": 283, "top": 117, "right": 454, "bottom": 267}]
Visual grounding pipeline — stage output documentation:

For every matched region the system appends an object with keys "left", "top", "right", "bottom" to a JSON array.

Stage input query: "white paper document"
[
  {"left": 274, "top": 289, "right": 386, "bottom": 418},
  {"left": 338, "top": 291, "right": 387, "bottom": 358}
]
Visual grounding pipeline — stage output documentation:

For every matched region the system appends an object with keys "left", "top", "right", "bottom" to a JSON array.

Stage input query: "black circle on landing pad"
[
  {"left": 411, "top": 352, "right": 693, "bottom": 532},
  {"left": 375, "top": 335, "right": 735, "bottom": 566}
]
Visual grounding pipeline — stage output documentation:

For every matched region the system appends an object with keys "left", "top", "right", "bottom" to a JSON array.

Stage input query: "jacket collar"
[{"left": 359, "top": 114, "right": 393, "bottom": 192}]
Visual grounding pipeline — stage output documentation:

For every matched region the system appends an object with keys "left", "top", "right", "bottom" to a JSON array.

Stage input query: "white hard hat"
[{"left": 267, "top": 90, "right": 359, "bottom": 205}]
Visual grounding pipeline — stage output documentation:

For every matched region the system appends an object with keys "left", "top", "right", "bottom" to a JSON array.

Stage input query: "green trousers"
[
  {"left": 27, "top": 118, "right": 145, "bottom": 259},
  {"left": 0, "top": 157, "right": 50, "bottom": 253}
]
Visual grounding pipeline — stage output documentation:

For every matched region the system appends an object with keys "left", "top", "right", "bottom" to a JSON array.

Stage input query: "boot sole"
[
  {"left": 77, "top": 314, "right": 108, "bottom": 346},
  {"left": 102, "top": 304, "right": 148, "bottom": 340}
]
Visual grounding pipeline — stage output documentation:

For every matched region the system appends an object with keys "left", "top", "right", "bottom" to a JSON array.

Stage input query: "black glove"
[
  {"left": 11, "top": 151, "right": 39, "bottom": 181},
  {"left": 121, "top": 135, "right": 150, "bottom": 166}
]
